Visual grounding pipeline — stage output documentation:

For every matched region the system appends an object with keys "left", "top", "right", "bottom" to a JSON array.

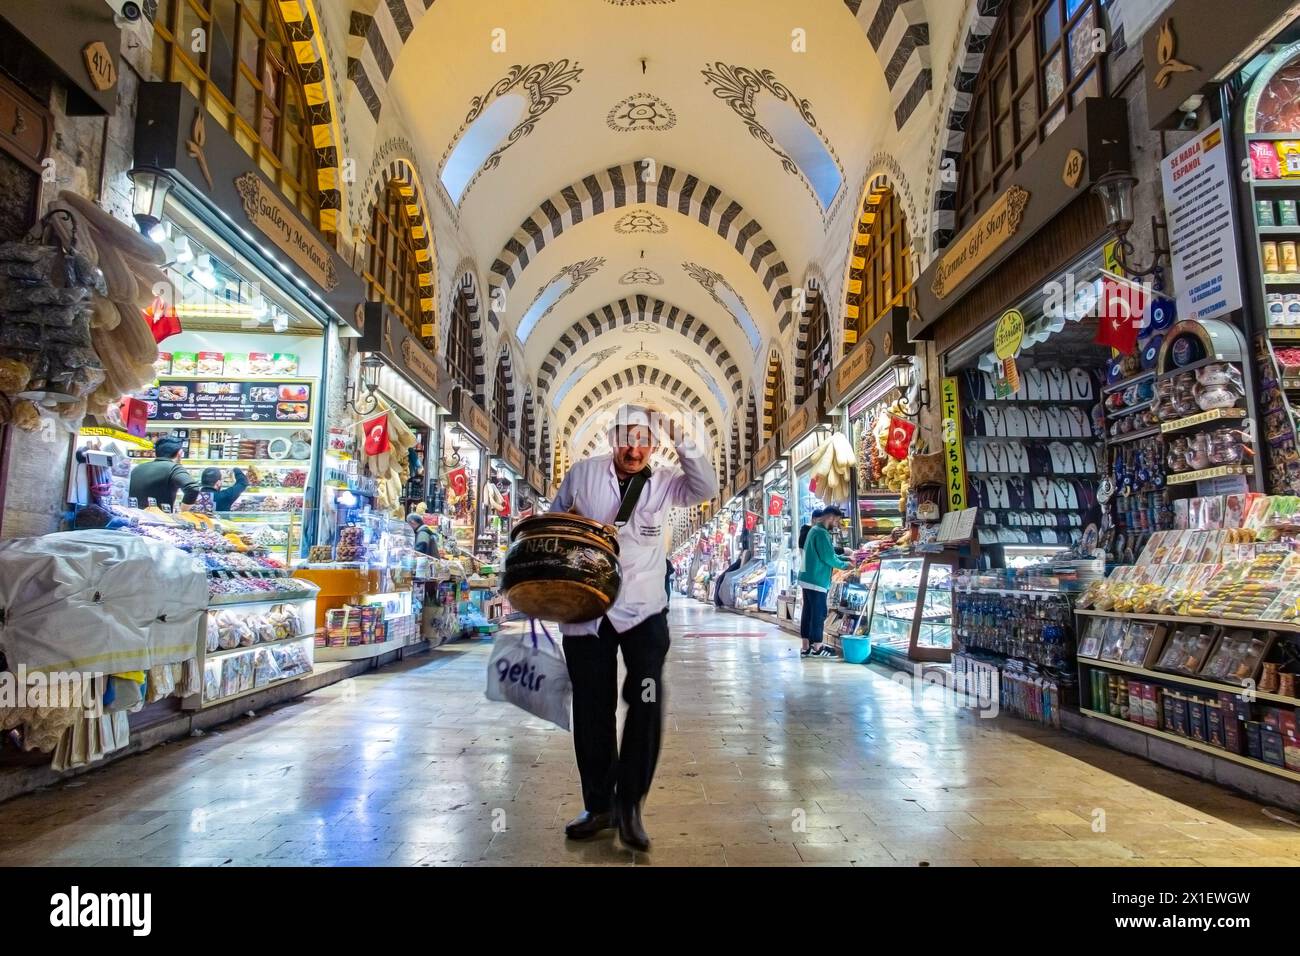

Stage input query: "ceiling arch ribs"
[
  {"left": 487, "top": 163, "right": 794, "bottom": 331},
  {"left": 840, "top": 0, "right": 934, "bottom": 129},
  {"left": 537, "top": 296, "right": 743, "bottom": 402},
  {"left": 561, "top": 366, "right": 721, "bottom": 451}
]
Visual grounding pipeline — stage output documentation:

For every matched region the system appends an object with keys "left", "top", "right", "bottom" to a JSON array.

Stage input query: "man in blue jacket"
[{"left": 798, "top": 505, "right": 850, "bottom": 658}]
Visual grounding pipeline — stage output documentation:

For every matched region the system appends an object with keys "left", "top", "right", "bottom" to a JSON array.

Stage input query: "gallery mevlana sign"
[
  {"left": 235, "top": 171, "right": 339, "bottom": 292},
  {"left": 930, "top": 185, "right": 1030, "bottom": 299}
]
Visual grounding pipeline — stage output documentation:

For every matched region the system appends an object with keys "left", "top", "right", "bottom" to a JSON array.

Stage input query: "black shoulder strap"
[{"left": 614, "top": 471, "right": 649, "bottom": 527}]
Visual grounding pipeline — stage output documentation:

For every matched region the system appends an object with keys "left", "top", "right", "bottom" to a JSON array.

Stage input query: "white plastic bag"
[{"left": 485, "top": 621, "right": 572, "bottom": 730}]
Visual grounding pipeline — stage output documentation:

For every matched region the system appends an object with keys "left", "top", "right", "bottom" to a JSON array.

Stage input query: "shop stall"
[
  {"left": 828, "top": 308, "right": 917, "bottom": 551},
  {"left": 445, "top": 390, "right": 499, "bottom": 633}
]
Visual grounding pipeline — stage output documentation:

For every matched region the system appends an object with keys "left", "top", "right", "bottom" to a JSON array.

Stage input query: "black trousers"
[
  {"left": 563, "top": 611, "right": 670, "bottom": 814},
  {"left": 800, "top": 588, "right": 828, "bottom": 645}
]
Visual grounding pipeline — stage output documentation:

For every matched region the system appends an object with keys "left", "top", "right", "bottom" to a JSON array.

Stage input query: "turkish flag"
[
  {"left": 1094, "top": 277, "right": 1147, "bottom": 355},
  {"left": 745, "top": 511, "right": 758, "bottom": 531},
  {"left": 808, "top": 474, "right": 819, "bottom": 493},
  {"left": 768, "top": 494, "right": 786, "bottom": 516},
  {"left": 885, "top": 415, "right": 916, "bottom": 460},
  {"left": 144, "top": 295, "right": 182, "bottom": 343},
  {"left": 362, "top": 413, "right": 390, "bottom": 456},
  {"left": 714, "top": 530, "right": 723, "bottom": 545},
  {"left": 447, "top": 466, "right": 468, "bottom": 497}
]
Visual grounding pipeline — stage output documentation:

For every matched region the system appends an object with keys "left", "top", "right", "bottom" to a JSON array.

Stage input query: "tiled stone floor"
[{"left": 1, "top": 599, "right": 1297, "bottom": 866}]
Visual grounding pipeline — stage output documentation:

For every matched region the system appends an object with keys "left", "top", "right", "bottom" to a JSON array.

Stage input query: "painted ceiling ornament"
[
  {"left": 620, "top": 267, "right": 663, "bottom": 285},
  {"left": 700, "top": 62, "right": 845, "bottom": 215},
  {"left": 627, "top": 321, "right": 661, "bottom": 335},
  {"left": 684, "top": 260, "right": 754, "bottom": 342},
  {"left": 627, "top": 341, "right": 659, "bottom": 361},
  {"left": 439, "top": 59, "right": 584, "bottom": 204},
  {"left": 605, "top": 0, "right": 675, "bottom": 4},
  {"left": 529, "top": 256, "right": 607, "bottom": 327},
  {"left": 607, "top": 93, "right": 678, "bottom": 132},
  {"left": 614, "top": 208, "right": 668, "bottom": 235}
]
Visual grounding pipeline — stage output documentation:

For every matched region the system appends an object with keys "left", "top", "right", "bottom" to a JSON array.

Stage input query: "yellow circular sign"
[{"left": 994, "top": 308, "right": 1025, "bottom": 361}]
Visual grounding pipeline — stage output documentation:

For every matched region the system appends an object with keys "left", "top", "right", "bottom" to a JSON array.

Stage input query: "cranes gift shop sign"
[{"left": 235, "top": 172, "right": 339, "bottom": 292}]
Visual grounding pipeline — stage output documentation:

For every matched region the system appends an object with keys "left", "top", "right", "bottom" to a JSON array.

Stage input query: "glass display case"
[{"left": 862, "top": 553, "right": 955, "bottom": 662}]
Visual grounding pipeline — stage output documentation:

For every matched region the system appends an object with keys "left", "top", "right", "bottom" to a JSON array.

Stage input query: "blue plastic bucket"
[{"left": 841, "top": 636, "right": 871, "bottom": 664}]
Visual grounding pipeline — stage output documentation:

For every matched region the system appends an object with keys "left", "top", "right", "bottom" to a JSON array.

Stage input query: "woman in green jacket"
[{"left": 798, "top": 506, "right": 850, "bottom": 658}]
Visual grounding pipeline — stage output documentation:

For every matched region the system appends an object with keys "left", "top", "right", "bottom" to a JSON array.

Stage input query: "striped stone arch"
[
  {"left": 928, "top": 0, "right": 1007, "bottom": 254},
  {"left": 365, "top": 158, "right": 438, "bottom": 338},
  {"left": 521, "top": 385, "right": 536, "bottom": 454},
  {"left": 491, "top": 346, "right": 518, "bottom": 436},
  {"left": 841, "top": 0, "right": 933, "bottom": 130},
  {"left": 744, "top": 390, "right": 759, "bottom": 461},
  {"left": 539, "top": 414, "right": 551, "bottom": 473},
  {"left": 794, "top": 269, "right": 827, "bottom": 404},
  {"left": 488, "top": 163, "right": 793, "bottom": 324},
  {"left": 346, "top": 0, "right": 437, "bottom": 122},
  {"left": 842, "top": 171, "right": 915, "bottom": 356},
  {"left": 447, "top": 267, "right": 487, "bottom": 404},
  {"left": 537, "top": 296, "right": 743, "bottom": 400},
  {"left": 562, "top": 367, "right": 721, "bottom": 450},
  {"left": 763, "top": 351, "right": 789, "bottom": 439},
  {"left": 730, "top": 413, "right": 741, "bottom": 479},
  {"left": 273, "top": 0, "right": 345, "bottom": 236}
]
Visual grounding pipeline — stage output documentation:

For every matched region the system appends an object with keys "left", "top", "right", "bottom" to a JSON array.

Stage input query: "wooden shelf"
[
  {"left": 1166, "top": 464, "right": 1253, "bottom": 485},
  {"left": 1269, "top": 328, "right": 1300, "bottom": 340},
  {"left": 1079, "top": 708, "right": 1300, "bottom": 784},
  {"left": 1077, "top": 656, "right": 1299, "bottom": 705},
  {"left": 1107, "top": 425, "right": 1162, "bottom": 446},
  {"left": 205, "top": 632, "right": 314, "bottom": 660},
  {"left": 1159, "top": 407, "right": 1247, "bottom": 433},
  {"left": 181, "top": 459, "right": 311, "bottom": 467},
  {"left": 1076, "top": 607, "right": 1300, "bottom": 634},
  {"left": 154, "top": 375, "right": 314, "bottom": 384},
  {"left": 1102, "top": 370, "right": 1156, "bottom": 395}
]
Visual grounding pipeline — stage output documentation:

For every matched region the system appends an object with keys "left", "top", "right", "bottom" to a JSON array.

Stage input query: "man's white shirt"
[{"left": 550, "top": 439, "right": 718, "bottom": 635}]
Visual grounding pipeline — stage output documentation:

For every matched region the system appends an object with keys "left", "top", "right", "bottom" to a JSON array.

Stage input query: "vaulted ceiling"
[{"left": 344, "top": 0, "right": 958, "bottom": 465}]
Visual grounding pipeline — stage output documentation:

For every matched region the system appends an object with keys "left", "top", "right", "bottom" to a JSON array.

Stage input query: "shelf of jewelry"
[{"left": 958, "top": 366, "right": 1104, "bottom": 553}]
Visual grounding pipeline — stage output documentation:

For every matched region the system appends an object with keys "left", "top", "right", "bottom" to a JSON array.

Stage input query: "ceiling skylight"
[
  {"left": 440, "top": 93, "right": 528, "bottom": 205},
  {"left": 755, "top": 95, "right": 843, "bottom": 208}
]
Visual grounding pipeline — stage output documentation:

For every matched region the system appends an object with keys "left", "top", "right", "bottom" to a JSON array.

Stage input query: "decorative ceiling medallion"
[
  {"left": 614, "top": 209, "right": 668, "bottom": 235},
  {"left": 439, "top": 60, "right": 584, "bottom": 204},
  {"left": 607, "top": 93, "right": 677, "bottom": 132},
  {"left": 627, "top": 321, "right": 661, "bottom": 335},
  {"left": 627, "top": 342, "right": 659, "bottom": 361},
  {"left": 620, "top": 268, "right": 663, "bottom": 285},
  {"left": 700, "top": 62, "right": 845, "bottom": 217}
]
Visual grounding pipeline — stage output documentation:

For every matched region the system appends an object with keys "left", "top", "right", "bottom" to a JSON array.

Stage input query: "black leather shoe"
[
  {"left": 617, "top": 802, "right": 650, "bottom": 852},
  {"left": 564, "top": 810, "right": 615, "bottom": 840}
]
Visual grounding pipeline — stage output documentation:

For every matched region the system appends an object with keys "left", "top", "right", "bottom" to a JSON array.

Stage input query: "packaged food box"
[
  {"left": 197, "top": 351, "right": 224, "bottom": 375},
  {"left": 272, "top": 353, "right": 299, "bottom": 375},
  {"left": 1257, "top": 199, "right": 1278, "bottom": 225},
  {"left": 1262, "top": 729, "right": 1286, "bottom": 767},
  {"left": 1207, "top": 699, "right": 1225, "bottom": 748},
  {"left": 1127, "top": 681, "right": 1145, "bottom": 724},
  {"left": 1245, "top": 721, "right": 1264, "bottom": 760},
  {"left": 171, "top": 352, "right": 198, "bottom": 374},
  {"left": 1170, "top": 694, "right": 1190, "bottom": 736},
  {"left": 1188, "top": 697, "right": 1208, "bottom": 741},
  {"left": 1264, "top": 706, "right": 1285, "bottom": 733},
  {"left": 1281, "top": 199, "right": 1300, "bottom": 227},
  {"left": 1141, "top": 683, "right": 1159, "bottom": 728},
  {"left": 225, "top": 353, "right": 250, "bottom": 375},
  {"left": 154, "top": 352, "right": 172, "bottom": 376}
]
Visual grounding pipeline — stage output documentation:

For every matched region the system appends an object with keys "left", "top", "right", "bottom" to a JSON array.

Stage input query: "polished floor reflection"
[{"left": 0, "top": 599, "right": 1295, "bottom": 866}]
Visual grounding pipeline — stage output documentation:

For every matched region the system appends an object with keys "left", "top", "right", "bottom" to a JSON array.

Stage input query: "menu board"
[{"left": 145, "top": 379, "right": 313, "bottom": 424}]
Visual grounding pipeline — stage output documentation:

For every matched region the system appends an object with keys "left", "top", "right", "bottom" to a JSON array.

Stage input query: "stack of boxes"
[
  {"left": 1245, "top": 707, "right": 1300, "bottom": 771},
  {"left": 320, "top": 604, "right": 386, "bottom": 647}
]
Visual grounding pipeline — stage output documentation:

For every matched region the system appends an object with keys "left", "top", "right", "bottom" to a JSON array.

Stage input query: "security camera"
[
  {"left": 106, "top": 0, "right": 143, "bottom": 24},
  {"left": 1177, "top": 93, "right": 1204, "bottom": 131}
]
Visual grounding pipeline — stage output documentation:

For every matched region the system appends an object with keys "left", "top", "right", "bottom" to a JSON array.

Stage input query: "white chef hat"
[{"left": 608, "top": 404, "right": 657, "bottom": 442}]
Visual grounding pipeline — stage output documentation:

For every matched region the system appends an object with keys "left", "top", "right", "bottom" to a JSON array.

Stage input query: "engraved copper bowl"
[{"left": 501, "top": 513, "right": 622, "bottom": 623}]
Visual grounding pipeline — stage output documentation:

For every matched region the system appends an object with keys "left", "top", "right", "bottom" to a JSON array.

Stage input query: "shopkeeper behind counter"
[
  {"left": 128, "top": 437, "right": 200, "bottom": 510},
  {"left": 200, "top": 467, "right": 248, "bottom": 512}
]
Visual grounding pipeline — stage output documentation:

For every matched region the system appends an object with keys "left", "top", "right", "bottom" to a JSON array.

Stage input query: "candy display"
[
  {"left": 335, "top": 525, "right": 367, "bottom": 563},
  {"left": 205, "top": 604, "right": 307, "bottom": 652}
]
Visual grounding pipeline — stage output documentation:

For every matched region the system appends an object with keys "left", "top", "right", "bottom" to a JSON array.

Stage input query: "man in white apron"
[{"left": 550, "top": 404, "right": 718, "bottom": 851}]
